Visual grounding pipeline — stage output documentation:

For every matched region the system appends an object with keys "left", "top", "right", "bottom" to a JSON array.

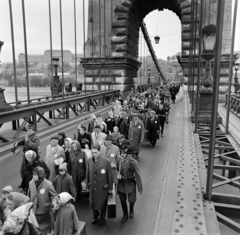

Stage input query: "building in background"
[{"left": 18, "top": 53, "right": 44, "bottom": 65}]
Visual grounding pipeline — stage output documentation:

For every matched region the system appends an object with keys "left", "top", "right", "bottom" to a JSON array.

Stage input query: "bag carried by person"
[{"left": 107, "top": 184, "right": 116, "bottom": 219}]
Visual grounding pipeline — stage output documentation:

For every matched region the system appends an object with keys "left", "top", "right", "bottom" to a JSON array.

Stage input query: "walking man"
[
  {"left": 128, "top": 111, "right": 145, "bottom": 158},
  {"left": 146, "top": 110, "right": 160, "bottom": 147},
  {"left": 86, "top": 145, "right": 113, "bottom": 226},
  {"left": 117, "top": 146, "right": 143, "bottom": 223}
]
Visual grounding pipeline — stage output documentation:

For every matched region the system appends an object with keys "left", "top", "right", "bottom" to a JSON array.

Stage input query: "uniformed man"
[
  {"left": 117, "top": 146, "right": 143, "bottom": 223},
  {"left": 86, "top": 145, "right": 113, "bottom": 226},
  {"left": 128, "top": 111, "right": 145, "bottom": 158}
]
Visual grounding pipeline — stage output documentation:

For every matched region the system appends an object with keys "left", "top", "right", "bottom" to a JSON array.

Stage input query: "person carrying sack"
[{"left": 117, "top": 146, "right": 143, "bottom": 224}]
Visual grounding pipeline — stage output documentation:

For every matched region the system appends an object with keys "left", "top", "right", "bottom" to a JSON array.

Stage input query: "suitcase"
[{"left": 107, "top": 184, "right": 116, "bottom": 219}]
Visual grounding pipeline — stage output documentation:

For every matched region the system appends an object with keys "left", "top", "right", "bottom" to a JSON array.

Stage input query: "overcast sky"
[{"left": 0, "top": 0, "right": 239, "bottom": 63}]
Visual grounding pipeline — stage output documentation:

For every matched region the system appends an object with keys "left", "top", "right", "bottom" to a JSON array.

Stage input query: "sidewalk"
[{"left": 154, "top": 90, "right": 221, "bottom": 235}]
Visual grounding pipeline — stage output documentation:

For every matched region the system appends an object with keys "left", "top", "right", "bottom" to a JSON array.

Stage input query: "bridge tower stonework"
[{"left": 82, "top": 0, "right": 232, "bottom": 96}]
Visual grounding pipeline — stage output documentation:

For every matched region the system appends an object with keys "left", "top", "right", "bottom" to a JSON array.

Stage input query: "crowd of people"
[{"left": 0, "top": 83, "right": 180, "bottom": 235}]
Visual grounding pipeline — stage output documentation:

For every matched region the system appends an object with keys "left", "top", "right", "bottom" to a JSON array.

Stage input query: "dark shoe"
[
  {"left": 98, "top": 218, "right": 105, "bottom": 226},
  {"left": 129, "top": 211, "right": 134, "bottom": 218},
  {"left": 129, "top": 203, "right": 134, "bottom": 218},
  {"left": 121, "top": 215, "right": 128, "bottom": 223},
  {"left": 91, "top": 217, "right": 98, "bottom": 224}
]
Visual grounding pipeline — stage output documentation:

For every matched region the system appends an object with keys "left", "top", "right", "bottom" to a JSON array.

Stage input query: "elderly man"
[
  {"left": 91, "top": 125, "right": 106, "bottom": 147},
  {"left": 128, "top": 111, "right": 145, "bottom": 158},
  {"left": 100, "top": 135, "right": 120, "bottom": 184},
  {"left": 45, "top": 136, "right": 65, "bottom": 181},
  {"left": 86, "top": 145, "right": 113, "bottom": 226}
]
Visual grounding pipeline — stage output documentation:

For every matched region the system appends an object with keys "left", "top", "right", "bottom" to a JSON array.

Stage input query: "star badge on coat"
[
  {"left": 40, "top": 188, "right": 45, "bottom": 195},
  {"left": 101, "top": 169, "right": 106, "bottom": 174},
  {"left": 138, "top": 126, "right": 141, "bottom": 129},
  {"left": 79, "top": 159, "right": 83, "bottom": 163}
]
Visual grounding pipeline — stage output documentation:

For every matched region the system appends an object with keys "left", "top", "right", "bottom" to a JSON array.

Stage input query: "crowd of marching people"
[{"left": 0, "top": 83, "right": 180, "bottom": 235}]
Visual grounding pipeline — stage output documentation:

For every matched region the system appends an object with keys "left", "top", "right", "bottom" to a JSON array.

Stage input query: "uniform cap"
[
  {"left": 105, "top": 135, "right": 113, "bottom": 141},
  {"left": 59, "top": 163, "right": 67, "bottom": 172},
  {"left": 50, "top": 136, "right": 59, "bottom": 141}
]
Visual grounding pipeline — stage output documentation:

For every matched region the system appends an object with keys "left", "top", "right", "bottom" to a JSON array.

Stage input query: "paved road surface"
[{"left": 0, "top": 89, "right": 184, "bottom": 235}]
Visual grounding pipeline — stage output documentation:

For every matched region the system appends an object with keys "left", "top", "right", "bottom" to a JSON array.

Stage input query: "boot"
[
  {"left": 129, "top": 203, "right": 135, "bottom": 218},
  {"left": 120, "top": 200, "right": 128, "bottom": 223}
]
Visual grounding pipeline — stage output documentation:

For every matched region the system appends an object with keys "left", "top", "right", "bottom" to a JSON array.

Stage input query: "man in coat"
[
  {"left": 128, "top": 111, "right": 145, "bottom": 157},
  {"left": 146, "top": 110, "right": 160, "bottom": 147},
  {"left": 157, "top": 103, "right": 166, "bottom": 137},
  {"left": 100, "top": 135, "right": 120, "bottom": 184},
  {"left": 117, "top": 146, "right": 143, "bottom": 223},
  {"left": 91, "top": 125, "right": 107, "bottom": 147},
  {"left": 86, "top": 145, "right": 113, "bottom": 226},
  {"left": 13, "top": 124, "right": 40, "bottom": 155},
  {"left": 44, "top": 136, "right": 65, "bottom": 181},
  {"left": 117, "top": 110, "right": 130, "bottom": 139},
  {"left": 73, "top": 125, "right": 92, "bottom": 149}
]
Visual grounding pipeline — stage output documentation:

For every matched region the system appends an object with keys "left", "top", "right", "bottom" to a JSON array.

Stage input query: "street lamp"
[
  {"left": 51, "top": 57, "right": 62, "bottom": 96},
  {"left": 201, "top": 24, "right": 217, "bottom": 90},
  {"left": 154, "top": 36, "right": 160, "bottom": 44},
  {"left": 52, "top": 57, "right": 60, "bottom": 76},
  {"left": 148, "top": 69, "right": 151, "bottom": 84},
  {"left": 233, "top": 62, "right": 239, "bottom": 94}
]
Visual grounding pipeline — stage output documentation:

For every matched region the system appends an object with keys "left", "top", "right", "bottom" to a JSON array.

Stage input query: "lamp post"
[
  {"left": 233, "top": 62, "right": 239, "bottom": 95},
  {"left": 196, "top": 24, "right": 222, "bottom": 124},
  {"left": 148, "top": 69, "right": 151, "bottom": 87},
  {"left": 51, "top": 58, "right": 62, "bottom": 96},
  {"left": 0, "top": 41, "right": 13, "bottom": 112},
  {"left": 201, "top": 24, "right": 216, "bottom": 91}
]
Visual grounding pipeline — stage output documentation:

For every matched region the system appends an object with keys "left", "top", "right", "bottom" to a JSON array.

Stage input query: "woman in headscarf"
[
  {"left": 19, "top": 150, "right": 50, "bottom": 195},
  {"left": 28, "top": 166, "right": 57, "bottom": 235},
  {"left": 64, "top": 138, "right": 72, "bottom": 165},
  {"left": 53, "top": 192, "right": 79, "bottom": 235},
  {"left": 68, "top": 140, "right": 87, "bottom": 202}
]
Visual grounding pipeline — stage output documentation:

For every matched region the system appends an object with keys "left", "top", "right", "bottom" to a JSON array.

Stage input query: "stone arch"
[{"left": 111, "top": 0, "right": 182, "bottom": 60}]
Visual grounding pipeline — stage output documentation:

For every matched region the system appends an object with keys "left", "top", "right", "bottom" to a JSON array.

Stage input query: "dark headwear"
[
  {"left": 105, "top": 135, "right": 113, "bottom": 141},
  {"left": 50, "top": 136, "right": 59, "bottom": 141},
  {"left": 124, "top": 146, "right": 138, "bottom": 154},
  {"left": 32, "top": 166, "right": 45, "bottom": 179},
  {"left": 58, "top": 132, "right": 66, "bottom": 138}
]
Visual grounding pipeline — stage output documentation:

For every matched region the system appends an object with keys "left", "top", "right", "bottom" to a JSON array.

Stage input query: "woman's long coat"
[
  {"left": 54, "top": 203, "right": 79, "bottom": 235},
  {"left": 128, "top": 120, "right": 145, "bottom": 153},
  {"left": 146, "top": 117, "right": 160, "bottom": 142},
  {"left": 68, "top": 150, "right": 87, "bottom": 191},
  {"left": 86, "top": 156, "right": 113, "bottom": 210}
]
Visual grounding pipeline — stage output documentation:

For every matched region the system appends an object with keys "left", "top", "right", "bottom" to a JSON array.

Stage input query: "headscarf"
[
  {"left": 32, "top": 166, "right": 45, "bottom": 187},
  {"left": 59, "top": 192, "right": 73, "bottom": 205},
  {"left": 2, "top": 202, "right": 39, "bottom": 234},
  {"left": 71, "top": 140, "right": 81, "bottom": 156},
  {"left": 25, "top": 150, "right": 37, "bottom": 163},
  {"left": 65, "top": 137, "right": 73, "bottom": 151}
]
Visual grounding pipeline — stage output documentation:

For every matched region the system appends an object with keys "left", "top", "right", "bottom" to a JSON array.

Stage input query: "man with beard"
[
  {"left": 86, "top": 145, "right": 113, "bottom": 226},
  {"left": 146, "top": 111, "right": 160, "bottom": 147}
]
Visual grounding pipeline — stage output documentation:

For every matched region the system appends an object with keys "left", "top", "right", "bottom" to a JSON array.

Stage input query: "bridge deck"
[{"left": 1, "top": 88, "right": 238, "bottom": 234}]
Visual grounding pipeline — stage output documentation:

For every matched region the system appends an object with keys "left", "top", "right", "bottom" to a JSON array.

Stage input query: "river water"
[{"left": 3, "top": 86, "right": 78, "bottom": 104}]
